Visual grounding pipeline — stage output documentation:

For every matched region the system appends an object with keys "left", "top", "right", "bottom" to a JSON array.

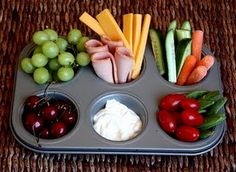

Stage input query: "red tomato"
[
  {"left": 159, "top": 94, "right": 186, "bottom": 111},
  {"left": 180, "top": 98, "right": 200, "bottom": 111},
  {"left": 175, "top": 126, "right": 200, "bottom": 142},
  {"left": 171, "top": 111, "right": 183, "bottom": 125},
  {"left": 181, "top": 109, "right": 204, "bottom": 126},
  {"left": 157, "top": 110, "right": 176, "bottom": 134}
]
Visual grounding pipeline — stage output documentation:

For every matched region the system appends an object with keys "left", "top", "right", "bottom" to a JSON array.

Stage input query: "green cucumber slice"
[
  {"left": 149, "top": 29, "right": 166, "bottom": 75},
  {"left": 181, "top": 20, "right": 191, "bottom": 31},
  {"left": 176, "top": 29, "right": 191, "bottom": 42},
  {"left": 167, "top": 20, "right": 177, "bottom": 32},
  {"left": 165, "top": 29, "right": 176, "bottom": 83},
  {"left": 176, "top": 38, "right": 192, "bottom": 76}
]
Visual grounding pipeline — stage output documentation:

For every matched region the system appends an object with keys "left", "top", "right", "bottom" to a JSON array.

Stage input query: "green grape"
[
  {"left": 76, "top": 36, "right": 89, "bottom": 52},
  {"left": 31, "top": 53, "right": 48, "bottom": 67},
  {"left": 67, "top": 29, "right": 82, "bottom": 45},
  {"left": 48, "top": 59, "right": 61, "bottom": 71},
  {"left": 42, "top": 41, "right": 59, "bottom": 58},
  {"left": 44, "top": 29, "right": 58, "bottom": 41},
  {"left": 48, "top": 71, "right": 53, "bottom": 82},
  {"left": 32, "top": 31, "right": 49, "bottom": 45},
  {"left": 58, "top": 52, "right": 75, "bottom": 66},
  {"left": 56, "top": 38, "right": 68, "bottom": 52},
  {"left": 33, "top": 67, "right": 50, "bottom": 84},
  {"left": 21, "top": 57, "right": 35, "bottom": 74},
  {"left": 76, "top": 52, "right": 90, "bottom": 66},
  {"left": 33, "top": 46, "right": 42, "bottom": 54},
  {"left": 57, "top": 67, "right": 74, "bottom": 81}
]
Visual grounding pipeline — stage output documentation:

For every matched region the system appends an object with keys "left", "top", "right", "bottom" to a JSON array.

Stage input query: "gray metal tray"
[{"left": 10, "top": 42, "right": 226, "bottom": 155}]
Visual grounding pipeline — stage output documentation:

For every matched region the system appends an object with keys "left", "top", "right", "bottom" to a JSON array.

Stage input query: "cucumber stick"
[
  {"left": 167, "top": 20, "right": 177, "bottom": 32},
  {"left": 181, "top": 20, "right": 191, "bottom": 31},
  {"left": 149, "top": 29, "right": 166, "bottom": 75},
  {"left": 176, "top": 29, "right": 191, "bottom": 42},
  {"left": 165, "top": 30, "right": 176, "bottom": 83},
  {"left": 176, "top": 38, "right": 192, "bottom": 76}
]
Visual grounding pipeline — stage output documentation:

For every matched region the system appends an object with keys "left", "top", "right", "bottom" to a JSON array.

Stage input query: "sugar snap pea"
[
  {"left": 198, "top": 109, "right": 207, "bottom": 114},
  {"left": 206, "top": 97, "right": 227, "bottom": 116},
  {"left": 200, "top": 129, "right": 214, "bottom": 139},
  {"left": 199, "top": 100, "right": 215, "bottom": 111},
  {"left": 186, "top": 90, "right": 208, "bottom": 99},
  {"left": 198, "top": 113, "right": 226, "bottom": 130},
  {"left": 198, "top": 90, "right": 220, "bottom": 102}
]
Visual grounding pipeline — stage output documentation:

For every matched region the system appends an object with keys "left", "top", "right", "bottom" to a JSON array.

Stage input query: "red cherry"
[
  {"left": 25, "top": 95, "right": 41, "bottom": 110},
  {"left": 50, "top": 122, "right": 67, "bottom": 138},
  {"left": 39, "top": 128, "right": 50, "bottom": 138},
  {"left": 62, "top": 111, "right": 77, "bottom": 126},
  {"left": 24, "top": 112, "right": 44, "bottom": 133},
  {"left": 53, "top": 101, "right": 71, "bottom": 113},
  {"left": 41, "top": 105, "right": 58, "bottom": 121}
]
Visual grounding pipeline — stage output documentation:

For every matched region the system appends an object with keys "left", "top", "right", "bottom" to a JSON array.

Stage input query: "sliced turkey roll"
[
  {"left": 114, "top": 47, "right": 134, "bottom": 84},
  {"left": 91, "top": 51, "right": 118, "bottom": 84},
  {"left": 85, "top": 39, "right": 108, "bottom": 54},
  {"left": 101, "top": 35, "right": 123, "bottom": 54}
]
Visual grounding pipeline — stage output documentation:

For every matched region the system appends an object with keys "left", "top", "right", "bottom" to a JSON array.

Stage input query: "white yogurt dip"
[{"left": 93, "top": 99, "right": 142, "bottom": 141}]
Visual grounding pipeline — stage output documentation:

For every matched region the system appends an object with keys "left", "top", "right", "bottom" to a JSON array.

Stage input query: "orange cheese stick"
[
  {"left": 79, "top": 12, "right": 105, "bottom": 36},
  {"left": 132, "top": 14, "right": 151, "bottom": 79}
]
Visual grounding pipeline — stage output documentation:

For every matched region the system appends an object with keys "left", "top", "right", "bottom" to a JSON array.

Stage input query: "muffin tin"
[{"left": 10, "top": 41, "right": 226, "bottom": 155}]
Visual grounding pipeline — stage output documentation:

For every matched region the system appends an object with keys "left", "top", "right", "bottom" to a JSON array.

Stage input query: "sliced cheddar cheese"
[
  {"left": 132, "top": 14, "right": 142, "bottom": 56},
  {"left": 132, "top": 14, "right": 151, "bottom": 79},
  {"left": 96, "top": 9, "right": 131, "bottom": 50},
  {"left": 123, "top": 13, "right": 133, "bottom": 52},
  {"left": 79, "top": 12, "right": 105, "bottom": 36}
]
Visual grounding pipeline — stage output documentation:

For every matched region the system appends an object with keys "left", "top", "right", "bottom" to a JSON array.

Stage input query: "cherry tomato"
[
  {"left": 172, "top": 111, "right": 182, "bottom": 125},
  {"left": 180, "top": 98, "right": 200, "bottom": 111},
  {"left": 181, "top": 109, "right": 204, "bottom": 126},
  {"left": 175, "top": 126, "right": 200, "bottom": 142},
  {"left": 157, "top": 110, "right": 176, "bottom": 134},
  {"left": 159, "top": 94, "right": 186, "bottom": 111}
]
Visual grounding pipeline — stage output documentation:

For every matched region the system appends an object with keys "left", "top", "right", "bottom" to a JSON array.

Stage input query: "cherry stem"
[{"left": 32, "top": 125, "right": 41, "bottom": 147}]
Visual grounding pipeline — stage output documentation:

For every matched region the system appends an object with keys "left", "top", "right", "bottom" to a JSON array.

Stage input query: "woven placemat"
[{"left": 0, "top": 0, "right": 235, "bottom": 171}]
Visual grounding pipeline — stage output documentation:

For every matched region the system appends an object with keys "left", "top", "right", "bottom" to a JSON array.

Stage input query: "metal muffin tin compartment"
[
  {"left": 88, "top": 92, "right": 148, "bottom": 142},
  {"left": 12, "top": 91, "right": 80, "bottom": 146},
  {"left": 10, "top": 41, "right": 226, "bottom": 155}
]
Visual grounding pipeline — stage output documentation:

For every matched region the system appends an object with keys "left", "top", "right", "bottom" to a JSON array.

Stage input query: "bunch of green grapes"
[{"left": 21, "top": 29, "right": 91, "bottom": 84}]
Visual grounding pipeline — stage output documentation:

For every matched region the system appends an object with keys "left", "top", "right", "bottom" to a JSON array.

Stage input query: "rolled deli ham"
[
  {"left": 101, "top": 35, "right": 123, "bottom": 54},
  {"left": 85, "top": 39, "right": 108, "bottom": 54},
  {"left": 115, "top": 47, "right": 134, "bottom": 83},
  {"left": 91, "top": 51, "right": 118, "bottom": 84}
]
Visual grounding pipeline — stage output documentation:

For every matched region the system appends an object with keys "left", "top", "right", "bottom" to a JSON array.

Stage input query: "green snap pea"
[
  {"left": 199, "top": 100, "right": 215, "bottom": 111},
  {"left": 198, "top": 113, "right": 226, "bottom": 131},
  {"left": 206, "top": 97, "right": 227, "bottom": 116},
  {"left": 198, "top": 109, "right": 207, "bottom": 114},
  {"left": 186, "top": 90, "right": 208, "bottom": 99},
  {"left": 200, "top": 129, "right": 214, "bottom": 139},
  {"left": 198, "top": 90, "right": 220, "bottom": 102}
]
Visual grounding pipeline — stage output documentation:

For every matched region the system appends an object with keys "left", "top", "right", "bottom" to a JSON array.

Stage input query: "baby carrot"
[
  {"left": 192, "top": 30, "right": 204, "bottom": 61},
  {"left": 186, "top": 65, "right": 208, "bottom": 85},
  {"left": 197, "top": 55, "right": 214, "bottom": 70},
  {"left": 176, "top": 55, "right": 197, "bottom": 85}
]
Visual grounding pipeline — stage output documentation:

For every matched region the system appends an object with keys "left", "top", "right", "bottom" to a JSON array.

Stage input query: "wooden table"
[{"left": 0, "top": 0, "right": 235, "bottom": 171}]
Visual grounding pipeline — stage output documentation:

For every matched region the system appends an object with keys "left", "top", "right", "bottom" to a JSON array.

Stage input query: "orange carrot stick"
[
  {"left": 197, "top": 55, "right": 214, "bottom": 70},
  {"left": 186, "top": 65, "right": 208, "bottom": 85},
  {"left": 176, "top": 55, "right": 197, "bottom": 85},
  {"left": 192, "top": 30, "right": 204, "bottom": 61}
]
